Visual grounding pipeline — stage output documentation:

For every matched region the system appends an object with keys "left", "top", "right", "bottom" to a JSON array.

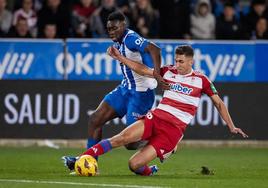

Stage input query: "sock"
[
  {"left": 86, "top": 138, "right": 99, "bottom": 160},
  {"left": 82, "top": 139, "right": 112, "bottom": 158},
  {"left": 87, "top": 138, "right": 98, "bottom": 149},
  {"left": 131, "top": 165, "right": 152, "bottom": 176}
]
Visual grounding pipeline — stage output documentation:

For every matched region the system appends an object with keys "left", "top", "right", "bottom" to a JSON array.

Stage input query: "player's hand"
[
  {"left": 230, "top": 127, "right": 248, "bottom": 138},
  {"left": 153, "top": 71, "right": 169, "bottom": 90},
  {"left": 107, "top": 46, "right": 121, "bottom": 60}
]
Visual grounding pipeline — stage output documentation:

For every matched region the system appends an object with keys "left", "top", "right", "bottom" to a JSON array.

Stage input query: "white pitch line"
[{"left": 0, "top": 179, "right": 167, "bottom": 188}]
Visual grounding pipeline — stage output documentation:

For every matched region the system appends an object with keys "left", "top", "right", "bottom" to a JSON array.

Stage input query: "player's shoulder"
[
  {"left": 192, "top": 70, "right": 207, "bottom": 78},
  {"left": 162, "top": 65, "right": 176, "bottom": 70},
  {"left": 161, "top": 65, "right": 177, "bottom": 74},
  {"left": 124, "top": 29, "right": 149, "bottom": 51},
  {"left": 125, "top": 29, "right": 147, "bottom": 42},
  {"left": 192, "top": 70, "right": 212, "bottom": 83},
  {"left": 126, "top": 29, "right": 142, "bottom": 38}
]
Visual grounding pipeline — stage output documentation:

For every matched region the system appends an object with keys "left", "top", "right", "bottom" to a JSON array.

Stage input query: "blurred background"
[
  {"left": 1, "top": 0, "right": 268, "bottom": 40},
  {"left": 0, "top": 0, "right": 268, "bottom": 146}
]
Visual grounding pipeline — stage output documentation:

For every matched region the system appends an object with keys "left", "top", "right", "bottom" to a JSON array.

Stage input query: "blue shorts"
[{"left": 104, "top": 85, "right": 155, "bottom": 126}]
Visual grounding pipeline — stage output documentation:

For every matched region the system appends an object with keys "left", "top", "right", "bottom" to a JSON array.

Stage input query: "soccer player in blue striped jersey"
[{"left": 86, "top": 11, "right": 168, "bottom": 150}]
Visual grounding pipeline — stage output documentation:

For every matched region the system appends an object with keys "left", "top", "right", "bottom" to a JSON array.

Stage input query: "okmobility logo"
[
  {"left": 0, "top": 53, "right": 34, "bottom": 79},
  {"left": 54, "top": 48, "right": 247, "bottom": 81},
  {"left": 0, "top": 47, "right": 247, "bottom": 81},
  {"left": 193, "top": 49, "right": 246, "bottom": 81}
]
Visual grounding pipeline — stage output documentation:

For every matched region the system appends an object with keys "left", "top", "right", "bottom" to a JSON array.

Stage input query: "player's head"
[
  {"left": 107, "top": 11, "right": 127, "bottom": 42},
  {"left": 174, "top": 45, "right": 194, "bottom": 75}
]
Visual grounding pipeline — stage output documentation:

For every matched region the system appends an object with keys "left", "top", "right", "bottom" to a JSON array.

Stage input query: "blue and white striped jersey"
[{"left": 114, "top": 29, "right": 157, "bottom": 92}]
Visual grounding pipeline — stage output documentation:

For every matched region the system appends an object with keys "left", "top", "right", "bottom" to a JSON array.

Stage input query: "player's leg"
[
  {"left": 124, "top": 90, "right": 154, "bottom": 150},
  {"left": 87, "top": 86, "right": 127, "bottom": 149},
  {"left": 87, "top": 101, "right": 117, "bottom": 148},
  {"left": 128, "top": 144, "right": 158, "bottom": 176},
  {"left": 63, "top": 119, "right": 145, "bottom": 171},
  {"left": 127, "top": 112, "right": 185, "bottom": 175},
  {"left": 83, "top": 119, "right": 145, "bottom": 157}
]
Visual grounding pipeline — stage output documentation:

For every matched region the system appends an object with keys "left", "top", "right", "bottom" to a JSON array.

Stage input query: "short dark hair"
[
  {"left": 108, "top": 11, "right": 126, "bottom": 22},
  {"left": 175, "top": 45, "right": 194, "bottom": 57}
]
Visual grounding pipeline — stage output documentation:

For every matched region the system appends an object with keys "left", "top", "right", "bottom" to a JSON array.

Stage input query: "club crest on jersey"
[
  {"left": 170, "top": 83, "right": 193, "bottom": 95},
  {"left": 146, "top": 112, "right": 153, "bottom": 119}
]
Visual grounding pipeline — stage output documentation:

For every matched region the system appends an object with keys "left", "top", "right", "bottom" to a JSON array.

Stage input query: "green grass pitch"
[{"left": 0, "top": 146, "right": 267, "bottom": 188}]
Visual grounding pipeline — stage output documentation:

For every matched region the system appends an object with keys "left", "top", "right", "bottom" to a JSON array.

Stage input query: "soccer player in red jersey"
[{"left": 63, "top": 45, "right": 248, "bottom": 176}]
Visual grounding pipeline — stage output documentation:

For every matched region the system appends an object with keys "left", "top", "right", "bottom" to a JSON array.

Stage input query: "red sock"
[
  {"left": 82, "top": 139, "right": 112, "bottom": 157},
  {"left": 132, "top": 165, "right": 152, "bottom": 176}
]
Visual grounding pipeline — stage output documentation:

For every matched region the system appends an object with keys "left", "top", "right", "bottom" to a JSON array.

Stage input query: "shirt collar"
[
  {"left": 118, "top": 29, "right": 129, "bottom": 44},
  {"left": 176, "top": 69, "right": 193, "bottom": 77},
  {"left": 184, "top": 69, "right": 193, "bottom": 77}
]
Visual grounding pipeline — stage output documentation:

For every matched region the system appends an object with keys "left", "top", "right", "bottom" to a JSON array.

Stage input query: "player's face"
[
  {"left": 175, "top": 54, "right": 193, "bottom": 75},
  {"left": 107, "top": 20, "right": 125, "bottom": 42}
]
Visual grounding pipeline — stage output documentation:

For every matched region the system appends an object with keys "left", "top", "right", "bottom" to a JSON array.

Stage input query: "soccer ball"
[{"left": 75, "top": 155, "right": 98, "bottom": 176}]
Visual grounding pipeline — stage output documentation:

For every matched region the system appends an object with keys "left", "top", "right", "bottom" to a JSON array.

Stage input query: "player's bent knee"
[
  {"left": 128, "top": 159, "right": 140, "bottom": 172},
  {"left": 128, "top": 158, "right": 145, "bottom": 172}
]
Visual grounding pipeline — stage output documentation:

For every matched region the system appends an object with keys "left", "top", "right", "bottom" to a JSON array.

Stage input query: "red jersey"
[{"left": 153, "top": 65, "right": 217, "bottom": 130}]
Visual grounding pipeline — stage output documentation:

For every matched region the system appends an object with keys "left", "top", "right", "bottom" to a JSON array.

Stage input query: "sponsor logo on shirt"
[{"left": 170, "top": 83, "right": 193, "bottom": 95}]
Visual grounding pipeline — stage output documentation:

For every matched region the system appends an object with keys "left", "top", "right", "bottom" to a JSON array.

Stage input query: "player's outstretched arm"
[
  {"left": 145, "top": 43, "right": 169, "bottom": 90},
  {"left": 210, "top": 94, "right": 248, "bottom": 138},
  {"left": 107, "top": 46, "right": 154, "bottom": 77},
  {"left": 144, "top": 42, "right": 161, "bottom": 76}
]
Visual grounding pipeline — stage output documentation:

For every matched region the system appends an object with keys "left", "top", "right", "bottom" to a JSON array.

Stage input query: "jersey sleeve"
[
  {"left": 124, "top": 35, "right": 149, "bottom": 53},
  {"left": 202, "top": 75, "right": 218, "bottom": 96}
]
